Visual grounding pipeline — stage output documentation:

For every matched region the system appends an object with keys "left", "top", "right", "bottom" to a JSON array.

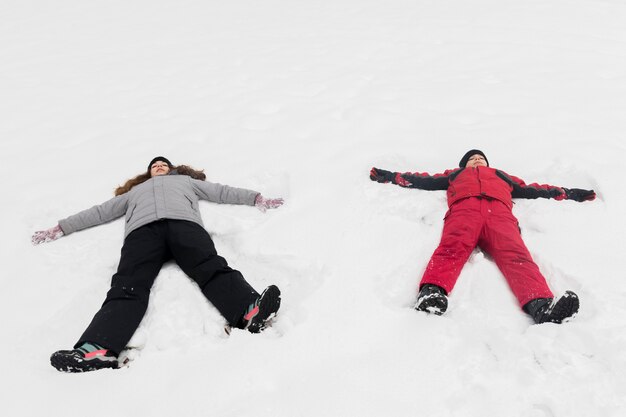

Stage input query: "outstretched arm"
[
  {"left": 192, "top": 178, "right": 283, "bottom": 212},
  {"left": 32, "top": 194, "right": 129, "bottom": 245},
  {"left": 499, "top": 171, "right": 596, "bottom": 202},
  {"left": 370, "top": 167, "right": 452, "bottom": 191},
  {"left": 192, "top": 178, "right": 259, "bottom": 205}
]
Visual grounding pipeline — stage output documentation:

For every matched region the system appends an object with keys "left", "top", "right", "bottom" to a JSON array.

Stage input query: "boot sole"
[
  {"left": 247, "top": 285, "right": 281, "bottom": 333},
  {"left": 50, "top": 351, "right": 118, "bottom": 373},
  {"left": 415, "top": 293, "right": 448, "bottom": 316},
  {"left": 547, "top": 291, "right": 580, "bottom": 323}
]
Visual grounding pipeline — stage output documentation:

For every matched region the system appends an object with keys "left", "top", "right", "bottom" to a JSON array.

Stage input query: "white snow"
[{"left": 2, "top": 0, "right": 626, "bottom": 416}]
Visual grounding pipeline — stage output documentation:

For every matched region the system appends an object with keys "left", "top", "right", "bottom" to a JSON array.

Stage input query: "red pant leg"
[
  {"left": 478, "top": 200, "right": 553, "bottom": 307},
  {"left": 420, "top": 198, "right": 483, "bottom": 294}
]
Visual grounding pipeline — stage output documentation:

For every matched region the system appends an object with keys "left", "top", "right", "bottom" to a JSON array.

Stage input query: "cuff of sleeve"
[{"left": 57, "top": 220, "right": 72, "bottom": 235}]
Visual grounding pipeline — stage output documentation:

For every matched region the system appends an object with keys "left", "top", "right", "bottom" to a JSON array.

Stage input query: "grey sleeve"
[
  {"left": 191, "top": 178, "right": 259, "bottom": 206},
  {"left": 58, "top": 194, "right": 129, "bottom": 235}
]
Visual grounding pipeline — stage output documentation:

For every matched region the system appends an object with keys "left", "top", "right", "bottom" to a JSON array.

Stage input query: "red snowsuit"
[{"left": 392, "top": 166, "right": 568, "bottom": 307}]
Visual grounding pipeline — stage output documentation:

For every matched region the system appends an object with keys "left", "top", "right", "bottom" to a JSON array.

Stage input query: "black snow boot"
[
  {"left": 523, "top": 291, "right": 580, "bottom": 324},
  {"left": 50, "top": 342, "right": 118, "bottom": 373},
  {"left": 244, "top": 285, "right": 281, "bottom": 333},
  {"left": 415, "top": 284, "right": 448, "bottom": 316}
]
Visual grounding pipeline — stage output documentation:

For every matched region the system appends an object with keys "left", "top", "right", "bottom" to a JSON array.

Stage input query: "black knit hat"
[
  {"left": 148, "top": 156, "right": 173, "bottom": 171},
  {"left": 459, "top": 149, "right": 489, "bottom": 167}
]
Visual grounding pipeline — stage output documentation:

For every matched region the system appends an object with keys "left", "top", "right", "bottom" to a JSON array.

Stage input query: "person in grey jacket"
[{"left": 32, "top": 156, "right": 284, "bottom": 373}]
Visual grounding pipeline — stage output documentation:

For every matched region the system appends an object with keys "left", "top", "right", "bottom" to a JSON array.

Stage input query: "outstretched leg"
[
  {"left": 76, "top": 223, "right": 170, "bottom": 354},
  {"left": 478, "top": 200, "right": 553, "bottom": 308},
  {"left": 166, "top": 220, "right": 259, "bottom": 327},
  {"left": 419, "top": 198, "right": 484, "bottom": 295}
]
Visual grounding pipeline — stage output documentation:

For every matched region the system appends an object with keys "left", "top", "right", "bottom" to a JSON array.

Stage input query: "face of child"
[
  {"left": 466, "top": 154, "right": 488, "bottom": 168},
  {"left": 150, "top": 161, "right": 171, "bottom": 177}
]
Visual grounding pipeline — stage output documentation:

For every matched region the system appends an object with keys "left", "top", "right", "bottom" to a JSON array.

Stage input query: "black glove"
[
  {"left": 370, "top": 167, "right": 396, "bottom": 183},
  {"left": 563, "top": 188, "right": 596, "bottom": 202}
]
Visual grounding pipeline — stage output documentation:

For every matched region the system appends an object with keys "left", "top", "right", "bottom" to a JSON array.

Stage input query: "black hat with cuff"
[
  {"left": 148, "top": 156, "right": 173, "bottom": 171},
  {"left": 459, "top": 149, "right": 489, "bottom": 167}
]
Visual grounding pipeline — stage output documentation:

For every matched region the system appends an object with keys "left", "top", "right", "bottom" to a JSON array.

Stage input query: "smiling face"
[
  {"left": 465, "top": 154, "right": 488, "bottom": 168},
  {"left": 150, "top": 161, "right": 171, "bottom": 177}
]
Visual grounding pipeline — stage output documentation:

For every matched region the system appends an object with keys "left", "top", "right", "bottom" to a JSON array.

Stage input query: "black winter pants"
[{"left": 76, "top": 220, "right": 259, "bottom": 355}]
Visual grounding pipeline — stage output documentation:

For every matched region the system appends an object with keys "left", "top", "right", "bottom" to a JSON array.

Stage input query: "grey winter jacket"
[{"left": 58, "top": 173, "right": 260, "bottom": 238}]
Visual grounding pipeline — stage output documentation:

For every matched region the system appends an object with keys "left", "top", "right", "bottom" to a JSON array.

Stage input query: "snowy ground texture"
[{"left": 2, "top": 0, "right": 626, "bottom": 416}]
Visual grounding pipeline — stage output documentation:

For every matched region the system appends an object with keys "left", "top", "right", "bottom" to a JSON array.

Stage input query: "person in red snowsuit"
[{"left": 370, "top": 149, "right": 596, "bottom": 324}]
